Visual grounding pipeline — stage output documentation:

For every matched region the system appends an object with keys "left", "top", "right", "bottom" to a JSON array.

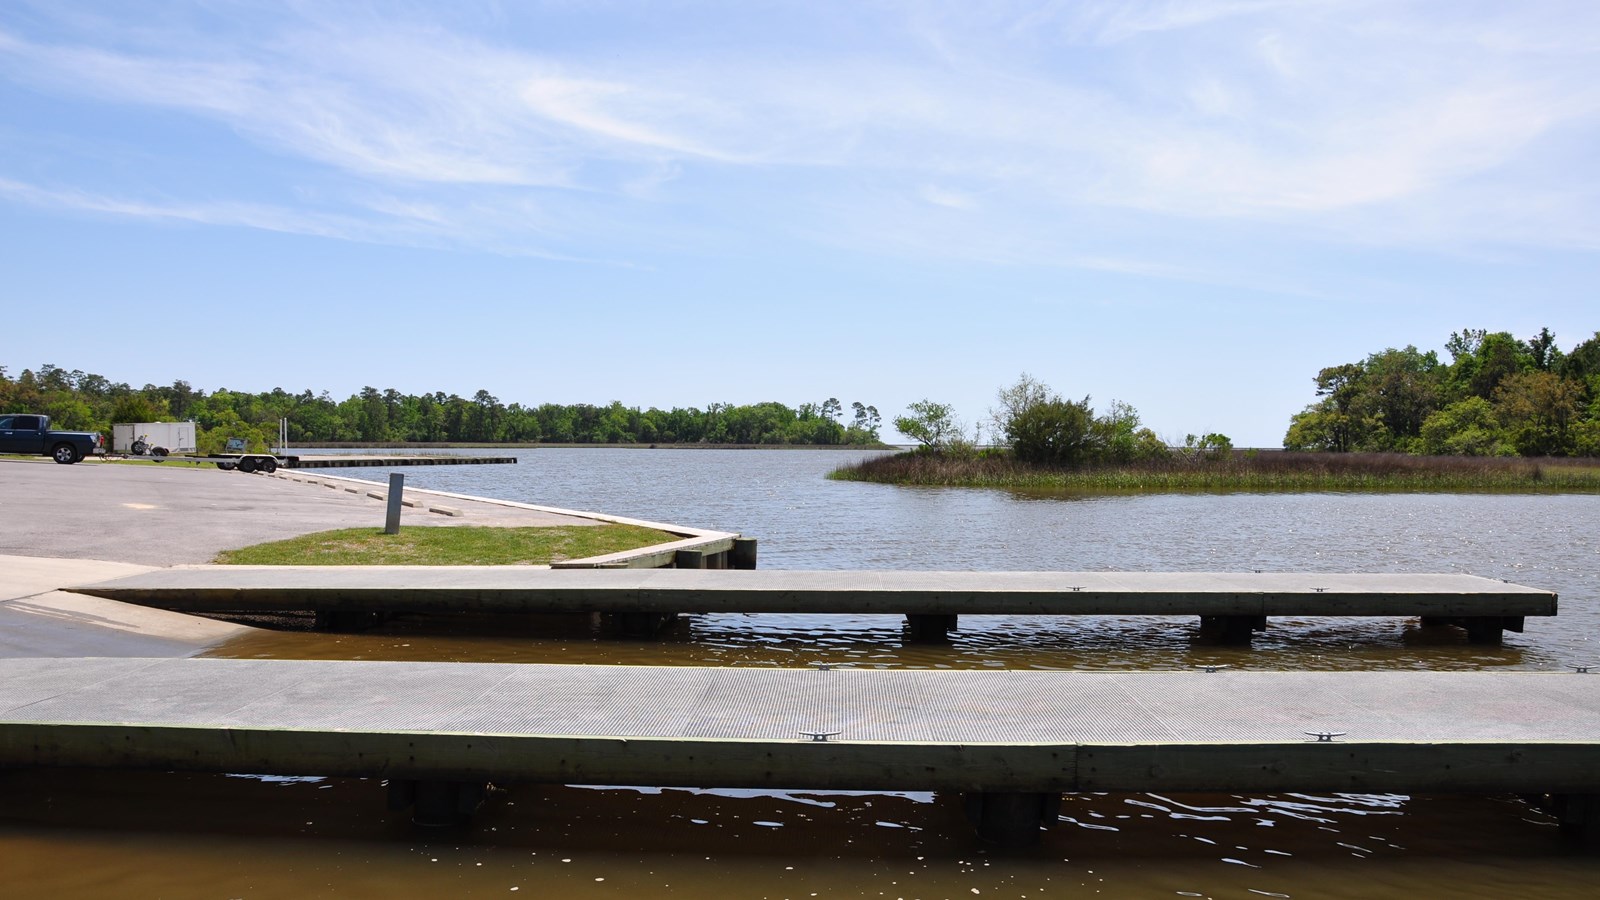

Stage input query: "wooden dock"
[
  {"left": 68, "top": 568, "right": 1558, "bottom": 643},
  {"left": 2, "top": 659, "right": 1596, "bottom": 844}
]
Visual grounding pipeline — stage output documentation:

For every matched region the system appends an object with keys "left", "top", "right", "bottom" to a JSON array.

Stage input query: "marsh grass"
[
  {"left": 830, "top": 450, "right": 1600, "bottom": 494},
  {"left": 213, "top": 524, "right": 677, "bottom": 566}
]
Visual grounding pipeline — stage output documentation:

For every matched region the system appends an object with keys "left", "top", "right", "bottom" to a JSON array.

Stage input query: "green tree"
[
  {"left": 1349, "top": 346, "right": 1441, "bottom": 452},
  {"left": 107, "top": 394, "right": 171, "bottom": 426},
  {"left": 1419, "top": 396, "right": 1507, "bottom": 456},
  {"left": 1008, "top": 396, "right": 1095, "bottom": 466},
  {"left": 1494, "top": 370, "right": 1585, "bottom": 456},
  {"left": 1283, "top": 363, "right": 1363, "bottom": 451},
  {"left": 990, "top": 372, "right": 1052, "bottom": 441},
  {"left": 1092, "top": 399, "right": 1149, "bottom": 463},
  {"left": 1182, "top": 432, "right": 1233, "bottom": 461},
  {"left": 1528, "top": 327, "right": 1564, "bottom": 372},
  {"left": 894, "top": 400, "right": 961, "bottom": 450}
]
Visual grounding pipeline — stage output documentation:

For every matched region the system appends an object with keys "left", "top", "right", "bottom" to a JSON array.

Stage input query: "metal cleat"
[{"left": 799, "top": 730, "right": 842, "bottom": 742}]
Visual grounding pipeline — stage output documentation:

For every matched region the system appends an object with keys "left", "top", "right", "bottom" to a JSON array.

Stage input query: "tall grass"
[{"left": 829, "top": 450, "right": 1600, "bottom": 494}]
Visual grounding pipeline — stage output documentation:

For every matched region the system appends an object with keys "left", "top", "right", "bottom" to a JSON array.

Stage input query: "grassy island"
[{"left": 830, "top": 450, "right": 1600, "bottom": 494}]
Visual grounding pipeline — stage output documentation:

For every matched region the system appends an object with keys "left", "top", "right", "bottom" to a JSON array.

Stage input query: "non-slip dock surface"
[
  {"left": 3, "top": 658, "right": 1594, "bottom": 742},
  {"left": 68, "top": 568, "right": 1557, "bottom": 616},
  {"left": 5, "top": 660, "right": 1598, "bottom": 794}
]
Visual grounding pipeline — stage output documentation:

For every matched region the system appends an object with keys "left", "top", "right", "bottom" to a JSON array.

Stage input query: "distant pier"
[{"left": 286, "top": 455, "right": 517, "bottom": 468}]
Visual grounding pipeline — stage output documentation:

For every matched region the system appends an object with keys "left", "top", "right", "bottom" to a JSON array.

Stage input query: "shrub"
[{"left": 1008, "top": 396, "right": 1095, "bottom": 466}]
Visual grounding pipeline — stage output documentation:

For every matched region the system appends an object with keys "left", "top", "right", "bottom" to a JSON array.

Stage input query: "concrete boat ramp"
[
  {"left": 3, "top": 658, "right": 1598, "bottom": 844},
  {"left": 68, "top": 567, "right": 1557, "bottom": 643}
]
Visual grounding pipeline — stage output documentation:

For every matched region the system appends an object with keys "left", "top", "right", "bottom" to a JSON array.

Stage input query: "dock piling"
[
  {"left": 730, "top": 537, "right": 759, "bottom": 570},
  {"left": 906, "top": 613, "right": 958, "bottom": 642},
  {"left": 388, "top": 779, "right": 489, "bottom": 828},
  {"left": 964, "top": 791, "right": 1060, "bottom": 845},
  {"left": 1199, "top": 614, "right": 1265, "bottom": 645}
]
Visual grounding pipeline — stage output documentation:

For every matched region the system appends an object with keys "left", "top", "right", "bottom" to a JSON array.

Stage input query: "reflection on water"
[
  {"left": 9, "top": 450, "right": 1600, "bottom": 896},
  {"left": 4, "top": 769, "right": 1592, "bottom": 899}
]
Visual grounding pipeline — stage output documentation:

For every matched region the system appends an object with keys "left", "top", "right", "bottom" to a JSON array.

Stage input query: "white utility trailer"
[{"left": 111, "top": 421, "right": 198, "bottom": 458}]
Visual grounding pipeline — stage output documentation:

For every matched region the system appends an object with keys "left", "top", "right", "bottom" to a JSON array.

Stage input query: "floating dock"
[
  {"left": 69, "top": 569, "right": 1558, "bottom": 643},
  {"left": 2, "top": 659, "right": 1596, "bottom": 844}
]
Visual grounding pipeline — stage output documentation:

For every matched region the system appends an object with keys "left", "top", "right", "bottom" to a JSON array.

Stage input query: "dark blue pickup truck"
[{"left": 0, "top": 414, "right": 105, "bottom": 464}]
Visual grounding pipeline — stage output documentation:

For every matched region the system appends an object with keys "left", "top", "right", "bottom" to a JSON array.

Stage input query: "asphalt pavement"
[
  {"left": 0, "top": 457, "right": 595, "bottom": 566},
  {"left": 0, "top": 457, "right": 603, "bottom": 658}
]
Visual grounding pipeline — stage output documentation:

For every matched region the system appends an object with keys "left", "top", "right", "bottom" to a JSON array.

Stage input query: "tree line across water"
[
  {"left": 886, "top": 326, "right": 1600, "bottom": 462},
  {"left": 0, "top": 364, "right": 884, "bottom": 451},
  {"left": 1284, "top": 328, "right": 1600, "bottom": 457},
  {"left": 836, "top": 325, "right": 1600, "bottom": 494}
]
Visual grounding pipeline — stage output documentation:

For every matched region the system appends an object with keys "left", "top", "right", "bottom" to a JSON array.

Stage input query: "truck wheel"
[
  {"left": 52, "top": 443, "right": 81, "bottom": 465},
  {"left": 237, "top": 457, "right": 258, "bottom": 474},
  {"left": 259, "top": 457, "right": 279, "bottom": 474}
]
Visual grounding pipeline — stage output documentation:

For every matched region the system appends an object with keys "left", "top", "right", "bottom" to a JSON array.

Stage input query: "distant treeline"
[
  {"left": 1284, "top": 327, "right": 1600, "bottom": 457},
  {"left": 0, "top": 365, "right": 884, "bottom": 451}
]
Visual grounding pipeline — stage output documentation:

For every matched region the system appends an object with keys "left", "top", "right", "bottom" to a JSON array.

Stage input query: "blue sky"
[{"left": 2, "top": 1, "right": 1597, "bottom": 446}]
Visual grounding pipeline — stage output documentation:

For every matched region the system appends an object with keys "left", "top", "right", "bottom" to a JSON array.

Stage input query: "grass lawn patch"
[{"left": 214, "top": 524, "right": 677, "bottom": 566}]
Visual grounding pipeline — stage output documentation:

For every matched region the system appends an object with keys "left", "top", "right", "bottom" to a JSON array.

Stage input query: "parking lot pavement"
[
  {"left": 0, "top": 459, "right": 617, "bottom": 657},
  {"left": 0, "top": 458, "right": 593, "bottom": 567}
]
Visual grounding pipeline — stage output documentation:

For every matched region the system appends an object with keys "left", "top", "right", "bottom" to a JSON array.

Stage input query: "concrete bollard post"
[{"left": 384, "top": 473, "right": 405, "bottom": 535}]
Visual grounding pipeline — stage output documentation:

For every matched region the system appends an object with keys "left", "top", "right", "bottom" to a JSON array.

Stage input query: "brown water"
[{"left": 6, "top": 449, "right": 1600, "bottom": 897}]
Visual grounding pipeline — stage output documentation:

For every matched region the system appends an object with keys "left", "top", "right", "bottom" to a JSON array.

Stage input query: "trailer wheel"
[
  {"left": 131, "top": 439, "right": 148, "bottom": 456},
  {"left": 259, "top": 457, "right": 278, "bottom": 474},
  {"left": 237, "top": 457, "right": 258, "bottom": 474},
  {"left": 216, "top": 461, "right": 236, "bottom": 470},
  {"left": 51, "top": 443, "right": 80, "bottom": 465}
]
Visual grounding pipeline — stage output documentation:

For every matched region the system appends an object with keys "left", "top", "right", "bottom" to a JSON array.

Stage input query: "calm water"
[{"left": 7, "top": 448, "right": 1600, "bottom": 898}]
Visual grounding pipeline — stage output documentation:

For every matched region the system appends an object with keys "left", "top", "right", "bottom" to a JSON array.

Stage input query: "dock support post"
[
  {"left": 1422, "top": 616, "right": 1521, "bottom": 644},
  {"left": 674, "top": 549, "right": 706, "bottom": 569},
  {"left": 1466, "top": 616, "right": 1521, "bottom": 645},
  {"left": 1550, "top": 794, "right": 1600, "bottom": 850},
  {"left": 731, "top": 537, "right": 759, "bottom": 570},
  {"left": 906, "top": 613, "right": 958, "bottom": 641},
  {"left": 384, "top": 473, "right": 404, "bottom": 534},
  {"left": 388, "top": 779, "right": 488, "bottom": 828},
  {"left": 963, "top": 791, "right": 1060, "bottom": 845},
  {"left": 608, "top": 611, "right": 680, "bottom": 637},
  {"left": 1199, "top": 615, "right": 1264, "bottom": 645}
]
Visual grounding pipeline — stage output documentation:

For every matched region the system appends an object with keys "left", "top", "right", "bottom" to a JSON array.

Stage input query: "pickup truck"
[{"left": 0, "top": 414, "right": 105, "bottom": 464}]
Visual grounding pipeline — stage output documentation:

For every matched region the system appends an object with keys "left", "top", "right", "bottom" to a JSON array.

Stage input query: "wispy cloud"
[{"left": 2, "top": 0, "right": 1598, "bottom": 272}]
